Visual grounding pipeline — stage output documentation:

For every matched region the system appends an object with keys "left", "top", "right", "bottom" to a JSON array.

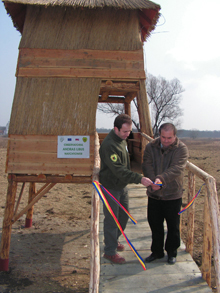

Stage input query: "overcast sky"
[{"left": 1, "top": 0, "right": 220, "bottom": 130}]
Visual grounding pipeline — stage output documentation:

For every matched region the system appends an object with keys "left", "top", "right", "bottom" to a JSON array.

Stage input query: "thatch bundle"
[
  {"left": 4, "top": 0, "right": 159, "bottom": 9},
  {"left": 9, "top": 77, "right": 101, "bottom": 135},
  {"left": 20, "top": 6, "right": 142, "bottom": 50},
  {"left": 6, "top": 0, "right": 160, "bottom": 137},
  {"left": 4, "top": 0, "right": 160, "bottom": 40}
]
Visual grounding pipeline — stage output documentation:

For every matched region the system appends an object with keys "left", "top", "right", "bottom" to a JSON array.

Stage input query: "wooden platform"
[{"left": 99, "top": 184, "right": 212, "bottom": 293}]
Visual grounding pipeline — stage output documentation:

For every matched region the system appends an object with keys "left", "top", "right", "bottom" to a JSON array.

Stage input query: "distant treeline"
[
  {"left": 177, "top": 129, "right": 220, "bottom": 138},
  {"left": 1, "top": 127, "right": 220, "bottom": 138},
  {"left": 97, "top": 128, "right": 220, "bottom": 138}
]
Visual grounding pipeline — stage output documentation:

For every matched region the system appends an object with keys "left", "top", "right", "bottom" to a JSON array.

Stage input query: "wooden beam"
[
  {"left": 8, "top": 174, "right": 92, "bottom": 184},
  {"left": 12, "top": 183, "right": 56, "bottom": 223},
  {"left": 124, "top": 102, "right": 131, "bottom": 117},
  {"left": 100, "top": 92, "right": 109, "bottom": 101},
  {"left": 201, "top": 189, "right": 212, "bottom": 287},
  {"left": 89, "top": 132, "right": 100, "bottom": 293},
  {"left": 124, "top": 92, "right": 137, "bottom": 103},
  {"left": 17, "top": 67, "right": 145, "bottom": 80},
  {"left": 25, "top": 182, "right": 36, "bottom": 228},
  {"left": 17, "top": 48, "right": 146, "bottom": 80},
  {"left": 186, "top": 171, "right": 195, "bottom": 256},
  {"left": 206, "top": 177, "right": 220, "bottom": 292},
  {"left": 100, "top": 81, "right": 140, "bottom": 92},
  {"left": 0, "top": 179, "right": 17, "bottom": 271},
  {"left": 98, "top": 96, "right": 125, "bottom": 103},
  {"left": 13, "top": 182, "right": 25, "bottom": 217},
  {"left": 19, "top": 48, "right": 144, "bottom": 62}
]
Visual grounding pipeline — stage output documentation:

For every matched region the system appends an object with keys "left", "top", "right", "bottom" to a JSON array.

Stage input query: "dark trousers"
[
  {"left": 103, "top": 188, "right": 129, "bottom": 255},
  {"left": 147, "top": 197, "right": 182, "bottom": 257}
]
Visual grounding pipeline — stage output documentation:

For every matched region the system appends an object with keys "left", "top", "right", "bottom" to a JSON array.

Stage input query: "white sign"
[{"left": 57, "top": 136, "right": 90, "bottom": 158}]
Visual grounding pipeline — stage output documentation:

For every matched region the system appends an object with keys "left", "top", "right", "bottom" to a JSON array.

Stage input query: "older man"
[{"left": 142, "top": 123, "right": 188, "bottom": 264}]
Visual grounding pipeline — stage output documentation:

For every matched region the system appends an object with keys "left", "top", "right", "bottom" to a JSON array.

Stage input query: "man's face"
[
  {"left": 114, "top": 123, "right": 132, "bottom": 140},
  {"left": 160, "top": 129, "right": 176, "bottom": 148}
]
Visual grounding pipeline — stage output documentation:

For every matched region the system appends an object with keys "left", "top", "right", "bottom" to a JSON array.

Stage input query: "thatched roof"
[
  {"left": 3, "top": 0, "right": 160, "bottom": 41},
  {"left": 4, "top": 0, "right": 160, "bottom": 9}
]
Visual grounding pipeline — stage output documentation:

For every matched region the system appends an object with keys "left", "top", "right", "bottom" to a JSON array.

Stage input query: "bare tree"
[
  {"left": 97, "top": 102, "right": 140, "bottom": 130},
  {"left": 147, "top": 74, "right": 184, "bottom": 136},
  {"left": 97, "top": 74, "right": 184, "bottom": 135}
]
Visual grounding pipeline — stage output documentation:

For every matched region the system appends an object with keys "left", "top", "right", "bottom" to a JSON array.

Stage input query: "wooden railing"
[
  {"left": 141, "top": 132, "right": 220, "bottom": 292},
  {"left": 89, "top": 132, "right": 101, "bottom": 293}
]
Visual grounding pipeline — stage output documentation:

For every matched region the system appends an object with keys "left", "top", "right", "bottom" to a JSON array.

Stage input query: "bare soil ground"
[
  {"left": 0, "top": 136, "right": 92, "bottom": 292},
  {"left": 0, "top": 136, "right": 219, "bottom": 292}
]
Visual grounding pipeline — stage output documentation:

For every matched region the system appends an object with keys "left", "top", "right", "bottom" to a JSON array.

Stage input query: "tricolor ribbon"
[
  {"left": 93, "top": 180, "right": 146, "bottom": 270},
  {"left": 178, "top": 183, "right": 205, "bottom": 215}
]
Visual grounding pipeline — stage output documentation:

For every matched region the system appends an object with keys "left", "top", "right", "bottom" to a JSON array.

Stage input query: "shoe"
[
  {"left": 145, "top": 253, "right": 164, "bottom": 263},
  {"left": 103, "top": 253, "right": 126, "bottom": 264},
  {"left": 168, "top": 256, "right": 176, "bottom": 264},
  {"left": 117, "top": 242, "right": 125, "bottom": 251}
]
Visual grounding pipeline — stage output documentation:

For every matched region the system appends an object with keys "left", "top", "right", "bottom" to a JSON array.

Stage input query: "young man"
[
  {"left": 99, "top": 114, "right": 152, "bottom": 264},
  {"left": 142, "top": 123, "right": 188, "bottom": 264}
]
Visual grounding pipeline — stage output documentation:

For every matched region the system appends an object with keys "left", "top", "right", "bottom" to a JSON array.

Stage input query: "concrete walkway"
[{"left": 99, "top": 184, "right": 212, "bottom": 293}]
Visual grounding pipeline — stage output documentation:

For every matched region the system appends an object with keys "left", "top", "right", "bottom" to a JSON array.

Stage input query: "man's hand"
[
  {"left": 141, "top": 177, "right": 153, "bottom": 187},
  {"left": 151, "top": 178, "right": 162, "bottom": 191}
]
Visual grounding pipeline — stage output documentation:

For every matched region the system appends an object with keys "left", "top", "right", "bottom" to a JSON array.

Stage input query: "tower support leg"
[
  {"left": 25, "top": 182, "right": 36, "bottom": 228},
  {"left": 0, "top": 177, "right": 17, "bottom": 271}
]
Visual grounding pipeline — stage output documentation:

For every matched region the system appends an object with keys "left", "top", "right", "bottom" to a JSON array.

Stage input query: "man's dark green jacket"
[{"left": 99, "top": 129, "right": 142, "bottom": 190}]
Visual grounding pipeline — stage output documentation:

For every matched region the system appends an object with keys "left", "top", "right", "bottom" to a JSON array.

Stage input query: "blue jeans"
[{"left": 103, "top": 187, "right": 129, "bottom": 255}]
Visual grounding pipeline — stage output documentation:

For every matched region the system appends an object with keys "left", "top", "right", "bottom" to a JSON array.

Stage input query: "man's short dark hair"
[
  {"left": 114, "top": 114, "right": 132, "bottom": 130},
  {"left": 159, "top": 123, "right": 177, "bottom": 136}
]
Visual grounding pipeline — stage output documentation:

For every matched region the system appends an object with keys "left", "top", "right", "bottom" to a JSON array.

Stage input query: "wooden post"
[
  {"left": 124, "top": 101, "right": 131, "bottom": 117},
  {"left": 206, "top": 177, "right": 220, "bottom": 292},
  {"left": 137, "top": 80, "right": 153, "bottom": 137},
  {"left": 186, "top": 171, "right": 195, "bottom": 255},
  {"left": 201, "top": 187, "right": 212, "bottom": 287},
  {"left": 89, "top": 132, "right": 100, "bottom": 293},
  {"left": 25, "top": 182, "right": 36, "bottom": 228},
  {"left": 12, "top": 183, "right": 55, "bottom": 223},
  {"left": 0, "top": 176, "right": 17, "bottom": 271}
]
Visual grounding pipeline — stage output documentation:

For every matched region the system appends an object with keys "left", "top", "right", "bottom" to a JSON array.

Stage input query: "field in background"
[{"left": 0, "top": 136, "right": 219, "bottom": 291}]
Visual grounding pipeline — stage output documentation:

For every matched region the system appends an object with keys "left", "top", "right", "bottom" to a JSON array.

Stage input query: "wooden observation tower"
[{"left": 0, "top": 0, "right": 160, "bottom": 272}]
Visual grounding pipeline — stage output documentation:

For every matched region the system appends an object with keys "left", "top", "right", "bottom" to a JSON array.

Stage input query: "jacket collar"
[{"left": 110, "top": 129, "right": 124, "bottom": 143}]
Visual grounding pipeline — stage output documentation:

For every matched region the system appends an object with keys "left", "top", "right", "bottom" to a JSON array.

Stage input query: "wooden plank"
[
  {"left": 6, "top": 135, "right": 95, "bottom": 175},
  {"left": 19, "top": 57, "right": 144, "bottom": 71},
  {"left": 11, "top": 175, "right": 92, "bottom": 183},
  {"left": 186, "top": 171, "right": 195, "bottom": 255},
  {"left": 17, "top": 48, "right": 145, "bottom": 80},
  {"left": 6, "top": 163, "right": 93, "bottom": 175},
  {"left": 100, "top": 81, "right": 140, "bottom": 92},
  {"left": 98, "top": 97, "right": 126, "bottom": 103},
  {"left": 8, "top": 139, "right": 95, "bottom": 154},
  {"left": 202, "top": 190, "right": 212, "bottom": 287},
  {"left": 17, "top": 67, "right": 145, "bottom": 79},
  {"left": 19, "top": 48, "right": 144, "bottom": 62},
  {"left": 9, "top": 134, "right": 58, "bottom": 141},
  {"left": 124, "top": 92, "right": 137, "bottom": 103},
  {"left": 99, "top": 185, "right": 212, "bottom": 293},
  {"left": 89, "top": 132, "right": 100, "bottom": 293},
  {"left": 7, "top": 152, "right": 94, "bottom": 165}
]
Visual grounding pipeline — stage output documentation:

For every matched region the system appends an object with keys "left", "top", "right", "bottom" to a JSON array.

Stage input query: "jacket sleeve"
[
  {"left": 101, "top": 144, "right": 143, "bottom": 185},
  {"left": 157, "top": 143, "right": 189, "bottom": 188},
  {"left": 142, "top": 143, "right": 156, "bottom": 181}
]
